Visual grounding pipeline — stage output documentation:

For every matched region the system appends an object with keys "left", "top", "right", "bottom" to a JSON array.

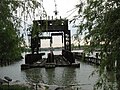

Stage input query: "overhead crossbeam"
[
  {"left": 33, "top": 19, "right": 68, "bottom": 32},
  {"left": 39, "top": 36, "right": 52, "bottom": 39},
  {"left": 51, "top": 33, "right": 63, "bottom": 36}
]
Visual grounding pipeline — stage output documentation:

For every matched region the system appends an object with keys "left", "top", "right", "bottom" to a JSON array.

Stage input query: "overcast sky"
[
  {"left": 43, "top": 0, "right": 79, "bottom": 19},
  {"left": 40, "top": 0, "right": 80, "bottom": 47}
]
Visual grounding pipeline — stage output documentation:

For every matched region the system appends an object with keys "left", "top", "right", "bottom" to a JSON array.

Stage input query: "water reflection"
[
  {"left": 45, "top": 69, "right": 55, "bottom": 84},
  {"left": 23, "top": 67, "right": 77, "bottom": 86},
  {"left": 22, "top": 64, "right": 97, "bottom": 90},
  {"left": 24, "top": 68, "right": 42, "bottom": 83},
  {"left": 57, "top": 67, "right": 76, "bottom": 86}
]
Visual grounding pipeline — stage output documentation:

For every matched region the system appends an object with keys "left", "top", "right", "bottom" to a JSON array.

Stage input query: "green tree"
[
  {"left": 72, "top": 32, "right": 81, "bottom": 49},
  {"left": 75, "top": 0, "right": 120, "bottom": 90},
  {"left": 0, "top": 0, "right": 44, "bottom": 65}
]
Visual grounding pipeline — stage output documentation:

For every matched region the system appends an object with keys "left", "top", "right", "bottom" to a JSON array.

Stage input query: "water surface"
[{"left": 0, "top": 50, "right": 98, "bottom": 90}]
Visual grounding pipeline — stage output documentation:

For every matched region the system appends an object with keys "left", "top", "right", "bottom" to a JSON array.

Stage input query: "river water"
[{"left": 0, "top": 50, "right": 98, "bottom": 90}]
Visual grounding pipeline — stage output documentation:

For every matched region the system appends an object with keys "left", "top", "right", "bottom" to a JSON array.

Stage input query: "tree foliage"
[
  {"left": 0, "top": 0, "right": 43, "bottom": 64},
  {"left": 75, "top": 0, "right": 120, "bottom": 89}
]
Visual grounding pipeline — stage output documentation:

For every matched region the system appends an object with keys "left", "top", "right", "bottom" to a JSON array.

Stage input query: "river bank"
[
  {"left": 0, "top": 81, "right": 84, "bottom": 90},
  {"left": 0, "top": 84, "right": 30, "bottom": 90}
]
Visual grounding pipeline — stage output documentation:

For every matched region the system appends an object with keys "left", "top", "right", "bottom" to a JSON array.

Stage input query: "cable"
[
  {"left": 65, "top": 8, "right": 78, "bottom": 19},
  {"left": 66, "top": 7, "right": 77, "bottom": 13}
]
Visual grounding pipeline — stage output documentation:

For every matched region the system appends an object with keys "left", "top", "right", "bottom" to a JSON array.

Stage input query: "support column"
[
  {"left": 64, "top": 30, "right": 71, "bottom": 51},
  {"left": 64, "top": 32, "right": 67, "bottom": 50}
]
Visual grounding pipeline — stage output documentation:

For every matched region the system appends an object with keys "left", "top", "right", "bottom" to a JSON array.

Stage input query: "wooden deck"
[{"left": 21, "top": 55, "right": 80, "bottom": 70}]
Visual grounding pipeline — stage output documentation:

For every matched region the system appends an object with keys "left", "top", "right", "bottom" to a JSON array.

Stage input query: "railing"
[{"left": 73, "top": 52, "right": 100, "bottom": 65}]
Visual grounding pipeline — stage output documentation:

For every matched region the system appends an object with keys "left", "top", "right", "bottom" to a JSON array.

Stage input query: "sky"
[
  {"left": 40, "top": 0, "right": 80, "bottom": 48},
  {"left": 43, "top": 0, "right": 79, "bottom": 19}
]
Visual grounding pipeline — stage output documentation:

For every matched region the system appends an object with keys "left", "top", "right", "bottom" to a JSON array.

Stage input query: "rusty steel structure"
[
  {"left": 30, "top": 19, "right": 71, "bottom": 54},
  {"left": 22, "top": 18, "right": 79, "bottom": 68}
]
